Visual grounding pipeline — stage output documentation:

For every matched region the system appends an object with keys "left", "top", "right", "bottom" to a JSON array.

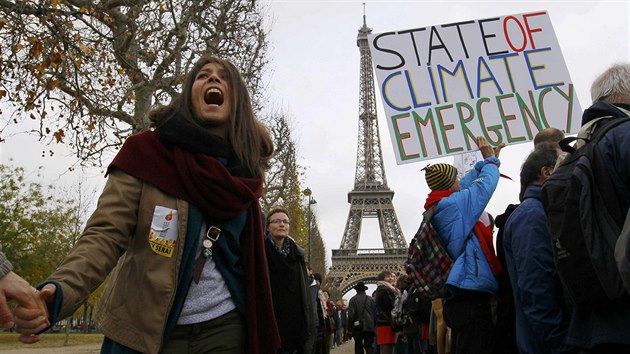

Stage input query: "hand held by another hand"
[
  {"left": 0, "top": 272, "right": 47, "bottom": 329},
  {"left": 12, "top": 283, "right": 56, "bottom": 344}
]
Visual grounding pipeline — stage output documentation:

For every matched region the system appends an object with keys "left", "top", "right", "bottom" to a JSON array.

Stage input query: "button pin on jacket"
[{"left": 193, "top": 225, "right": 221, "bottom": 283}]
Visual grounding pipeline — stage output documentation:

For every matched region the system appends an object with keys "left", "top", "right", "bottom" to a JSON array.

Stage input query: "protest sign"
[{"left": 368, "top": 11, "right": 581, "bottom": 164}]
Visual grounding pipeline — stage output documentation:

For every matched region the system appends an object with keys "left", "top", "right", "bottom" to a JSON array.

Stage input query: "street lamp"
[{"left": 303, "top": 188, "right": 317, "bottom": 263}]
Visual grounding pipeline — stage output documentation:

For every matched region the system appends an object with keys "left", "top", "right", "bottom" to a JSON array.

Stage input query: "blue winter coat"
[
  {"left": 431, "top": 157, "right": 500, "bottom": 297},
  {"left": 503, "top": 185, "right": 570, "bottom": 354}
]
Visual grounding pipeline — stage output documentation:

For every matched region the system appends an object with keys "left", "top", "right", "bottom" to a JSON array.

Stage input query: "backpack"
[
  {"left": 541, "top": 113, "right": 630, "bottom": 306},
  {"left": 615, "top": 208, "right": 630, "bottom": 293},
  {"left": 404, "top": 206, "right": 468, "bottom": 300}
]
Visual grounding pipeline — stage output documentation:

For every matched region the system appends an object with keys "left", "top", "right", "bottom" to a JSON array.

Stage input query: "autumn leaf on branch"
[{"left": 53, "top": 128, "right": 65, "bottom": 143}]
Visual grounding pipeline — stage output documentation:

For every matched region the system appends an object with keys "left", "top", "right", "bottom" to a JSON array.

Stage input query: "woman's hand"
[{"left": 13, "top": 284, "right": 55, "bottom": 344}]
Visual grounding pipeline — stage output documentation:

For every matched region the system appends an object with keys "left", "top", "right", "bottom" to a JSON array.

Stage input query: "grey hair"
[{"left": 590, "top": 63, "right": 630, "bottom": 104}]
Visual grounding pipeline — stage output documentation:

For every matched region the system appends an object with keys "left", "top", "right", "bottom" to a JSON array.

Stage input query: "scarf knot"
[{"left": 377, "top": 280, "right": 400, "bottom": 296}]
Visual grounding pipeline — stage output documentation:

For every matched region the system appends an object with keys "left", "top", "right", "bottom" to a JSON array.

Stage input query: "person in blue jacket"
[
  {"left": 503, "top": 147, "right": 572, "bottom": 354},
  {"left": 422, "top": 136, "right": 504, "bottom": 354}
]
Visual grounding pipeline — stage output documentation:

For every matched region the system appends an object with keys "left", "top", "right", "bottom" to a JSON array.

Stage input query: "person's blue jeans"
[{"left": 334, "top": 328, "right": 343, "bottom": 346}]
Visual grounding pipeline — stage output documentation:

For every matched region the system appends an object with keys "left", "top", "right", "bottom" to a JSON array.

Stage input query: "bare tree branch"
[{"left": 0, "top": 0, "right": 270, "bottom": 166}]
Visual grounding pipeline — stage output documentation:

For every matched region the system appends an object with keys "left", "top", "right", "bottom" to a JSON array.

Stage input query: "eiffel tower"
[{"left": 324, "top": 13, "right": 407, "bottom": 295}]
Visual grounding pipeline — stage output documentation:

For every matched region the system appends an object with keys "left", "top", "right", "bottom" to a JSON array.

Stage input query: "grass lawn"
[{"left": 0, "top": 332, "right": 103, "bottom": 350}]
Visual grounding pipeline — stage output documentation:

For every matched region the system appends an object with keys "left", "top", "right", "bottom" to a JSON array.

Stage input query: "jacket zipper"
[{"left": 473, "top": 248, "right": 479, "bottom": 276}]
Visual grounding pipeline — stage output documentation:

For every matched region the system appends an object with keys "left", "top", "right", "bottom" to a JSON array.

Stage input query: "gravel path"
[
  {"left": 0, "top": 343, "right": 101, "bottom": 353},
  {"left": 1, "top": 340, "right": 357, "bottom": 353},
  {"left": 331, "top": 341, "right": 355, "bottom": 354}
]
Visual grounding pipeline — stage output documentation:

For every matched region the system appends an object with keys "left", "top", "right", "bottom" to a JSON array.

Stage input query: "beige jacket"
[{"left": 50, "top": 170, "right": 191, "bottom": 353}]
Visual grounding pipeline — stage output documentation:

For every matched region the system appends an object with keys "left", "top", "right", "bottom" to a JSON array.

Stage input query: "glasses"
[{"left": 269, "top": 219, "right": 290, "bottom": 225}]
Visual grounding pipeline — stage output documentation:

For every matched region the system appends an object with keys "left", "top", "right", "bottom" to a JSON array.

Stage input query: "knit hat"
[{"left": 423, "top": 163, "right": 458, "bottom": 191}]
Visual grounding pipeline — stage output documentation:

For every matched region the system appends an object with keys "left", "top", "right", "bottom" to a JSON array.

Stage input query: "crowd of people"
[
  {"left": 341, "top": 63, "right": 630, "bottom": 354},
  {"left": 292, "top": 62, "right": 630, "bottom": 354},
  {"left": 0, "top": 54, "right": 629, "bottom": 354}
]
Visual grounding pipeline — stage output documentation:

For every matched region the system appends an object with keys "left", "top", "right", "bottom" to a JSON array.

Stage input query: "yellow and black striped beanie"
[{"left": 423, "top": 163, "right": 458, "bottom": 191}]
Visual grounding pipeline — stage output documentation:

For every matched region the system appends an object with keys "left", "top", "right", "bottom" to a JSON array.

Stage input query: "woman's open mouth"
[{"left": 204, "top": 88, "right": 224, "bottom": 105}]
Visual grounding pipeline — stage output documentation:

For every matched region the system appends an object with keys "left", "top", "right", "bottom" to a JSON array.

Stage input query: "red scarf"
[
  {"left": 424, "top": 190, "right": 502, "bottom": 276},
  {"left": 109, "top": 130, "right": 280, "bottom": 353}
]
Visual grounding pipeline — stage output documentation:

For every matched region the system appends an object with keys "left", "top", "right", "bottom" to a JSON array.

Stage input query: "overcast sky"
[{"left": 1, "top": 1, "right": 629, "bottom": 273}]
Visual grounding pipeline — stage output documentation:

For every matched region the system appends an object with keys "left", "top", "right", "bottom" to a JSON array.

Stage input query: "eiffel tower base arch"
[{"left": 324, "top": 248, "right": 407, "bottom": 296}]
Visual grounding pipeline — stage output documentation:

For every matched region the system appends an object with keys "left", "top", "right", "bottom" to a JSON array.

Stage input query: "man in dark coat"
[
  {"left": 504, "top": 148, "right": 571, "bottom": 354},
  {"left": 347, "top": 282, "right": 375, "bottom": 354},
  {"left": 559, "top": 63, "right": 630, "bottom": 354}
]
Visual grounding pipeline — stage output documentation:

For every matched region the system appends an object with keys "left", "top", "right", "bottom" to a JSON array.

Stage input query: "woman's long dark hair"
[{"left": 149, "top": 56, "right": 273, "bottom": 178}]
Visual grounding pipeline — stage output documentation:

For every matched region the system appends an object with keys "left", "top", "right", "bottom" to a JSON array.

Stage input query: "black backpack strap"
[{"left": 559, "top": 136, "right": 579, "bottom": 154}]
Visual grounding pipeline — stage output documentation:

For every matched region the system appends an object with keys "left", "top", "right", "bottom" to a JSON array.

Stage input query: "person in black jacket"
[
  {"left": 560, "top": 63, "right": 630, "bottom": 354},
  {"left": 265, "top": 207, "right": 314, "bottom": 354},
  {"left": 374, "top": 271, "right": 398, "bottom": 354},
  {"left": 348, "top": 282, "right": 375, "bottom": 354}
]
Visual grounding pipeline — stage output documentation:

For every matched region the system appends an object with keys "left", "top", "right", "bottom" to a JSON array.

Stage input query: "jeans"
[
  {"left": 162, "top": 310, "right": 245, "bottom": 353},
  {"left": 334, "top": 328, "right": 343, "bottom": 346},
  {"left": 101, "top": 310, "right": 245, "bottom": 354}
]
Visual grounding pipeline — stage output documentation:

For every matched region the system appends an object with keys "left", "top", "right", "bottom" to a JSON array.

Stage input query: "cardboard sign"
[{"left": 368, "top": 11, "right": 581, "bottom": 164}]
